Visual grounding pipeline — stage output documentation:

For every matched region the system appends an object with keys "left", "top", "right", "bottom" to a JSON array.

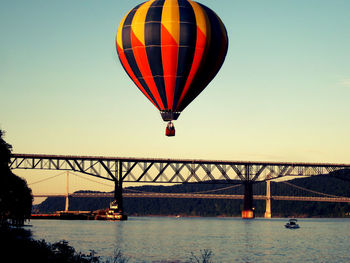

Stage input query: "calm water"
[{"left": 29, "top": 217, "right": 350, "bottom": 263}]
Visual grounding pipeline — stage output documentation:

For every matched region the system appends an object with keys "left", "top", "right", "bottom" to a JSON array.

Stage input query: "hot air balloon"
[{"left": 116, "top": 0, "right": 228, "bottom": 136}]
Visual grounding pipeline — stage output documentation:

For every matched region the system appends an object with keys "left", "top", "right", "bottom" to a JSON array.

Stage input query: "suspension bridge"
[{"left": 10, "top": 153, "right": 350, "bottom": 219}]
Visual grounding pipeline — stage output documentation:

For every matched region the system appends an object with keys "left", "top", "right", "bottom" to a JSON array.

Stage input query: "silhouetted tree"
[
  {"left": 0, "top": 129, "right": 12, "bottom": 169},
  {"left": 0, "top": 129, "right": 33, "bottom": 225}
]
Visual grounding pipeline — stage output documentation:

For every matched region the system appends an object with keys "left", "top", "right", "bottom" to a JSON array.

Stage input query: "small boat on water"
[{"left": 285, "top": 219, "right": 300, "bottom": 229}]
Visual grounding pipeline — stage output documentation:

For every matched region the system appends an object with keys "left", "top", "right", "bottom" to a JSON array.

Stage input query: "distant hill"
[{"left": 35, "top": 171, "right": 350, "bottom": 218}]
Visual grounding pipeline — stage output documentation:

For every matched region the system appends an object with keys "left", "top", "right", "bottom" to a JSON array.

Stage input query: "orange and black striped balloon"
[{"left": 116, "top": 0, "right": 228, "bottom": 121}]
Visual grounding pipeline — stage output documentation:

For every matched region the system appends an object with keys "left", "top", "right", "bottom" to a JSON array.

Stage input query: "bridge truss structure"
[
  {"left": 10, "top": 154, "right": 350, "bottom": 218},
  {"left": 10, "top": 154, "right": 350, "bottom": 183}
]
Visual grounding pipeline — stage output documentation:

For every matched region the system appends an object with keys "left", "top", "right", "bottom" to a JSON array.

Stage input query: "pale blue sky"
[{"left": 1, "top": 0, "right": 350, "bottom": 166}]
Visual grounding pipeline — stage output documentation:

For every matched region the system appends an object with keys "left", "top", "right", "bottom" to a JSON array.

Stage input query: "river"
[{"left": 29, "top": 217, "right": 350, "bottom": 263}]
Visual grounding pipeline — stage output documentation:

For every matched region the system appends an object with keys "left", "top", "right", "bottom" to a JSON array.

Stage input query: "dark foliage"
[
  {"left": 0, "top": 225, "right": 101, "bottom": 263},
  {"left": 189, "top": 249, "right": 214, "bottom": 263},
  {"left": 1, "top": 225, "right": 216, "bottom": 263},
  {"left": 0, "top": 130, "right": 12, "bottom": 169},
  {"left": 0, "top": 129, "right": 33, "bottom": 225}
]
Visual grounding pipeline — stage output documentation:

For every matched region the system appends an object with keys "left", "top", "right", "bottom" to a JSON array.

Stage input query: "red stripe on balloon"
[
  {"left": 176, "top": 26, "right": 206, "bottom": 110},
  {"left": 161, "top": 24, "right": 178, "bottom": 110},
  {"left": 117, "top": 44, "right": 160, "bottom": 110},
  {"left": 130, "top": 29, "right": 165, "bottom": 109}
]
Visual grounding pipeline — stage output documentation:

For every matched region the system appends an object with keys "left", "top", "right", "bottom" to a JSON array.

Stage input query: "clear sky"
[{"left": 1, "top": 0, "right": 350, "bottom": 177}]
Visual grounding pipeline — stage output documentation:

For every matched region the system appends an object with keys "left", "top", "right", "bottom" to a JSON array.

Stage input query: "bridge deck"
[
  {"left": 10, "top": 153, "right": 350, "bottom": 184},
  {"left": 33, "top": 193, "right": 350, "bottom": 203}
]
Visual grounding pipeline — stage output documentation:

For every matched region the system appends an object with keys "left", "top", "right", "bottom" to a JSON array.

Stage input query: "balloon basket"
[{"left": 166, "top": 121, "right": 175, "bottom": 137}]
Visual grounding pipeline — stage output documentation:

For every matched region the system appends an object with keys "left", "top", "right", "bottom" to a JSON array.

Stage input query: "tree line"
[{"left": 0, "top": 129, "right": 33, "bottom": 226}]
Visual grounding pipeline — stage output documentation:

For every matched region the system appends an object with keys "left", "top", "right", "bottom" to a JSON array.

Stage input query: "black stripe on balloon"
[
  {"left": 177, "top": 0, "right": 188, "bottom": 7},
  {"left": 197, "top": 5, "right": 228, "bottom": 87},
  {"left": 122, "top": 5, "right": 161, "bottom": 110},
  {"left": 172, "top": 0, "right": 197, "bottom": 109},
  {"left": 151, "top": 0, "right": 165, "bottom": 8},
  {"left": 177, "top": 4, "right": 228, "bottom": 111},
  {"left": 145, "top": 0, "right": 168, "bottom": 109}
]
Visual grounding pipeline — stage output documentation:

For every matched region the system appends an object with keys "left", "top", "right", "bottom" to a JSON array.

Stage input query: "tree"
[
  {"left": 0, "top": 129, "right": 12, "bottom": 169},
  {"left": 0, "top": 129, "right": 33, "bottom": 225}
]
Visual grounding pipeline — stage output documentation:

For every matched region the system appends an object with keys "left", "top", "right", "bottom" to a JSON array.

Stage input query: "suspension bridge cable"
[
  {"left": 124, "top": 183, "right": 243, "bottom": 194},
  {"left": 281, "top": 181, "right": 345, "bottom": 198},
  {"left": 28, "top": 171, "right": 67, "bottom": 186},
  {"left": 190, "top": 184, "right": 242, "bottom": 194},
  {"left": 69, "top": 172, "right": 114, "bottom": 188}
]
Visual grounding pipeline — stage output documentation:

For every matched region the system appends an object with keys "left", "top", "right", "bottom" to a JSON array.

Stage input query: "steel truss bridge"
[{"left": 10, "top": 153, "right": 350, "bottom": 218}]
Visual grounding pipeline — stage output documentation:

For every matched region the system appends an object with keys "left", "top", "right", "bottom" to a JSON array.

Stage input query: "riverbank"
[
  {"left": 31, "top": 211, "right": 350, "bottom": 220},
  {"left": 0, "top": 224, "right": 103, "bottom": 263},
  {"left": 1, "top": 223, "right": 213, "bottom": 263}
]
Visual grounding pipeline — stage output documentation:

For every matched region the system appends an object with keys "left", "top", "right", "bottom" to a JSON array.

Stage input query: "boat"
[
  {"left": 105, "top": 200, "right": 128, "bottom": 221},
  {"left": 285, "top": 219, "right": 299, "bottom": 229},
  {"left": 31, "top": 211, "right": 95, "bottom": 220},
  {"left": 32, "top": 203, "right": 128, "bottom": 221}
]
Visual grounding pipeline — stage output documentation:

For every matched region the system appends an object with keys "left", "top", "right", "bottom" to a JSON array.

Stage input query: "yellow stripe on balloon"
[
  {"left": 162, "top": 0, "right": 180, "bottom": 45},
  {"left": 131, "top": 1, "right": 155, "bottom": 46},
  {"left": 188, "top": 0, "right": 209, "bottom": 47}
]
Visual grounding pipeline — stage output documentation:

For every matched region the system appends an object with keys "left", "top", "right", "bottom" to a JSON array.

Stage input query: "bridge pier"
[
  {"left": 264, "top": 179, "right": 271, "bottom": 218},
  {"left": 113, "top": 174, "right": 124, "bottom": 214},
  {"left": 242, "top": 181, "right": 254, "bottom": 219},
  {"left": 110, "top": 161, "right": 127, "bottom": 220},
  {"left": 65, "top": 171, "right": 69, "bottom": 212}
]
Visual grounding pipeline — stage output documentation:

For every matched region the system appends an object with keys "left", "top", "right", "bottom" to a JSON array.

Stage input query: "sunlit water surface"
[{"left": 30, "top": 217, "right": 350, "bottom": 263}]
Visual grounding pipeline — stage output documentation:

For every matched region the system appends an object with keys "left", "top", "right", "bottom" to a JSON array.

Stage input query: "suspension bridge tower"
[
  {"left": 264, "top": 178, "right": 272, "bottom": 218},
  {"left": 65, "top": 171, "right": 69, "bottom": 212}
]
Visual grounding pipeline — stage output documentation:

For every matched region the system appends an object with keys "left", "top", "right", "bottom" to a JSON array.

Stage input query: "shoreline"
[{"left": 30, "top": 212, "right": 350, "bottom": 220}]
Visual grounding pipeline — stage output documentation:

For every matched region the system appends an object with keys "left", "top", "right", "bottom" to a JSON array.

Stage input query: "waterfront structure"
[{"left": 10, "top": 153, "right": 350, "bottom": 219}]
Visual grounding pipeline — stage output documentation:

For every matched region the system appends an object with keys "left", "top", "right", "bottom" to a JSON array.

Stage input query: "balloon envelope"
[{"left": 116, "top": 0, "right": 228, "bottom": 121}]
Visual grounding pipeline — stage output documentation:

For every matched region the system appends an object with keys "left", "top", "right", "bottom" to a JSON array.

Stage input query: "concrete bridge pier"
[
  {"left": 113, "top": 175, "right": 124, "bottom": 214},
  {"left": 65, "top": 171, "right": 69, "bottom": 212},
  {"left": 111, "top": 161, "right": 127, "bottom": 220},
  {"left": 264, "top": 179, "right": 272, "bottom": 218},
  {"left": 242, "top": 181, "right": 254, "bottom": 219}
]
